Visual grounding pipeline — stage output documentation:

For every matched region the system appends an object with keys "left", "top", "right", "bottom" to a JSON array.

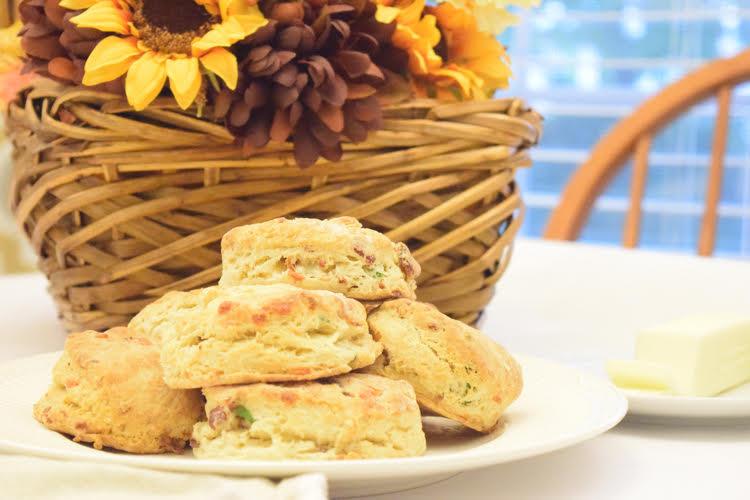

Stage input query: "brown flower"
[{"left": 217, "top": 0, "right": 402, "bottom": 167}]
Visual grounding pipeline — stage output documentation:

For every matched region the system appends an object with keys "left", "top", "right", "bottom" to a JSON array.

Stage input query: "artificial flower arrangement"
[
  {"left": 8, "top": 0, "right": 538, "bottom": 166},
  {"left": 2, "top": 0, "right": 542, "bottom": 331}
]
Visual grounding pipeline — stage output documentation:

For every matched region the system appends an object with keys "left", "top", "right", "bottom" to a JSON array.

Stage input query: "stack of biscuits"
[{"left": 34, "top": 217, "right": 523, "bottom": 459}]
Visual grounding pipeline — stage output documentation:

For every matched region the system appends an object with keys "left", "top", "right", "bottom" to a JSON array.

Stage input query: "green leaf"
[
  {"left": 375, "top": 271, "right": 384, "bottom": 278},
  {"left": 233, "top": 405, "right": 254, "bottom": 423}
]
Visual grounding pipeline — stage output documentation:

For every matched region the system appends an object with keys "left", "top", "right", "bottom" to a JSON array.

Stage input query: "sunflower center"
[{"left": 134, "top": 0, "right": 219, "bottom": 54}]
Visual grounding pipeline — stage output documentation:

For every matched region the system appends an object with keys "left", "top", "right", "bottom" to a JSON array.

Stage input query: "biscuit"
[
  {"left": 129, "top": 284, "right": 381, "bottom": 388},
  {"left": 33, "top": 328, "right": 203, "bottom": 453},
  {"left": 363, "top": 299, "right": 522, "bottom": 433},
  {"left": 219, "top": 217, "right": 420, "bottom": 300},
  {"left": 191, "top": 373, "right": 426, "bottom": 460}
]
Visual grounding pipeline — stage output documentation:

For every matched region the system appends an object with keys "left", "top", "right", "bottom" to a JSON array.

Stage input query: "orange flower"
[
  {"left": 376, "top": 0, "right": 511, "bottom": 100},
  {"left": 428, "top": 2, "right": 512, "bottom": 99},
  {"left": 61, "top": 0, "right": 267, "bottom": 110},
  {"left": 0, "top": 64, "right": 35, "bottom": 109},
  {"left": 376, "top": 0, "right": 442, "bottom": 77}
]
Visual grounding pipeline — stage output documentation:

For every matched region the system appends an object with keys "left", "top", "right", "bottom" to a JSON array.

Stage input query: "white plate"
[
  {"left": 623, "top": 380, "right": 750, "bottom": 420},
  {"left": 0, "top": 352, "right": 626, "bottom": 497}
]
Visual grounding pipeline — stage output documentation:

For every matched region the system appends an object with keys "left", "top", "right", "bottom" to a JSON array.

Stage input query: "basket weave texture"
[{"left": 7, "top": 79, "right": 542, "bottom": 332}]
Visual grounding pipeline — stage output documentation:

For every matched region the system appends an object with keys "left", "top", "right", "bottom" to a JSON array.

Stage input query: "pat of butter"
[
  {"left": 635, "top": 313, "right": 750, "bottom": 397},
  {"left": 605, "top": 359, "right": 675, "bottom": 393}
]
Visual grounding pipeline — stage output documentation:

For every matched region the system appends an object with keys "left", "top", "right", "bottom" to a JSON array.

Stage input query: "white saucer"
[{"left": 623, "top": 380, "right": 750, "bottom": 420}]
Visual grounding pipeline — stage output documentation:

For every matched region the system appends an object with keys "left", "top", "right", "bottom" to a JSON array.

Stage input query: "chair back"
[{"left": 544, "top": 48, "right": 750, "bottom": 256}]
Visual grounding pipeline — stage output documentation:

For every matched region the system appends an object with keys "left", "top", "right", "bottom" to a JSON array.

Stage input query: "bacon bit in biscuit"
[
  {"left": 281, "top": 392, "right": 298, "bottom": 405},
  {"left": 75, "top": 421, "right": 88, "bottom": 430},
  {"left": 398, "top": 253, "right": 417, "bottom": 279},
  {"left": 64, "top": 378, "right": 79, "bottom": 388},
  {"left": 252, "top": 314, "right": 267, "bottom": 325},
  {"left": 95, "top": 333, "right": 109, "bottom": 339},
  {"left": 381, "top": 349, "right": 390, "bottom": 367},
  {"left": 428, "top": 323, "right": 439, "bottom": 331},
  {"left": 217, "top": 301, "right": 234, "bottom": 314},
  {"left": 378, "top": 282, "right": 385, "bottom": 289},
  {"left": 135, "top": 337, "right": 152, "bottom": 346},
  {"left": 338, "top": 277, "right": 347, "bottom": 284},
  {"left": 285, "top": 258, "right": 305, "bottom": 281},
  {"left": 208, "top": 406, "right": 227, "bottom": 429},
  {"left": 318, "top": 258, "right": 327, "bottom": 269},
  {"left": 287, "top": 367, "right": 311, "bottom": 376},
  {"left": 493, "top": 394, "right": 504, "bottom": 404},
  {"left": 434, "top": 394, "right": 444, "bottom": 403},
  {"left": 353, "top": 245, "right": 376, "bottom": 264}
]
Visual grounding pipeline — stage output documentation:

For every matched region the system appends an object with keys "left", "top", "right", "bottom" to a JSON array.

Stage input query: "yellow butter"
[
  {"left": 605, "top": 359, "right": 675, "bottom": 393},
  {"left": 635, "top": 313, "right": 750, "bottom": 397}
]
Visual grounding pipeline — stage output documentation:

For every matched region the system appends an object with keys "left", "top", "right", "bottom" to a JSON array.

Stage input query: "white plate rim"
[{"left": 0, "top": 351, "right": 627, "bottom": 480}]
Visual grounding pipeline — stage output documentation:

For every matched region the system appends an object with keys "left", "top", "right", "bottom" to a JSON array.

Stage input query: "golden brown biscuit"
[
  {"left": 129, "top": 284, "right": 382, "bottom": 388},
  {"left": 363, "top": 299, "right": 522, "bottom": 433},
  {"left": 219, "top": 217, "right": 420, "bottom": 300},
  {"left": 33, "top": 328, "right": 203, "bottom": 453},
  {"left": 192, "top": 373, "right": 426, "bottom": 460}
]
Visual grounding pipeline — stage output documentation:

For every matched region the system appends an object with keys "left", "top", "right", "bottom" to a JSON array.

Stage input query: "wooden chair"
[{"left": 544, "top": 48, "right": 750, "bottom": 256}]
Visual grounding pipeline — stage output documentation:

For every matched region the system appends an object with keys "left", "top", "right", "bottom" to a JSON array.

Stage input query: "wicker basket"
[{"left": 6, "top": 79, "right": 542, "bottom": 332}]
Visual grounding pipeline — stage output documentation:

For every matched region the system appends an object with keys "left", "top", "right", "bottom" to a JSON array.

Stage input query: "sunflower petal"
[
  {"left": 200, "top": 47, "right": 238, "bottom": 90},
  {"left": 126, "top": 52, "right": 167, "bottom": 111},
  {"left": 70, "top": 0, "right": 132, "bottom": 35},
  {"left": 192, "top": 6, "right": 267, "bottom": 55},
  {"left": 166, "top": 57, "right": 201, "bottom": 109},
  {"left": 59, "top": 0, "right": 101, "bottom": 9},
  {"left": 82, "top": 36, "right": 140, "bottom": 86},
  {"left": 219, "top": 0, "right": 262, "bottom": 18}
]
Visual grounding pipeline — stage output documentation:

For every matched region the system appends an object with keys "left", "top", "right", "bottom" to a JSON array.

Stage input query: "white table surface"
[{"left": 2, "top": 238, "right": 749, "bottom": 500}]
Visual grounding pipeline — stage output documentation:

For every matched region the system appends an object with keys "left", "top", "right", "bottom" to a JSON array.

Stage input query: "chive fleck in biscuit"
[
  {"left": 191, "top": 373, "right": 426, "bottom": 460},
  {"left": 129, "top": 284, "right": 382, "bottom": 388},
  {"left": 364, "top": 299, "right": 523, "bottom": 433},
  {"left": 33, "top": 328, "right": 203, "bottom": 453},
  {"left": 219, "top": 217, "right": 420, "bottom": 300}
]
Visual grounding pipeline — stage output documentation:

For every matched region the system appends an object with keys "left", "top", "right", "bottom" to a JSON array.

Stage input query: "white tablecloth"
[{"left": 2, "top": 238, "right": 749, "bottom": 499}]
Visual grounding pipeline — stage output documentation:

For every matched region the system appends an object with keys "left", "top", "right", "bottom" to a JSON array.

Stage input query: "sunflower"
[{"left": 60, "top": 0, "right": 268, "bottom": 110}]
